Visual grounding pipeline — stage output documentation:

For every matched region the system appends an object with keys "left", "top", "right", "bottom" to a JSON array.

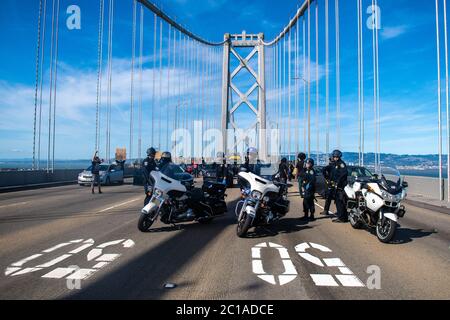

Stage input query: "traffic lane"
[
  {"left": 0, "top": 194, "right": 151, "bottom": 299},
  {"left": 64, "top": 195, "right": 242, "bottom": 300},
  {"left": 310, "top": 197, "right": 450, "bottom": 299},
  {"left": 0, "top": 182, "right": 141, "bottom": 234},
  {"left": 0, "top": 184, "right": 143, "bottom": 257}
]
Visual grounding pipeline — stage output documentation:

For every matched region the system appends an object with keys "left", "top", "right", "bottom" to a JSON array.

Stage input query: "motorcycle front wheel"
[
  {"left": 349, "top": 211, "right": 363, "bottom": 229},
  {"left": 237, "top": 212, "right": 253, "bottom": 238},
  {"left": 138, "top": 213, "right": 155, "bottom": 232},
  {"left": 376, "top": 218, "right": 397, "bottom": 243}
]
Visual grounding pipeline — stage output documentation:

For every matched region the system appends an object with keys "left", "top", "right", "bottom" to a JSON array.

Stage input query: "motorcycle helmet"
[
  {"left": 160, "top": 151, "right": 172, "bottom": 165},
  {"left": 306, "top": 158, "right": 315, "bottom": 167},
  {"left": 331, "top": 150, "right": 343, "bottom": 159},
  {"left": 247, "top": 147, "right": 258, "bottom": 155},
  {"left": 297, "top": 152, "right": 306, "bottom": 161},
  {"left": 147, "top": 147, "right": 156, "bottom": 157}
]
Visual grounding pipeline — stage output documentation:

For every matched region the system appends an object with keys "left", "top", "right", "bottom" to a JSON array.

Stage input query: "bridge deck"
[{"left": 0, "top": 181, "right": 449, "bottom": 299}]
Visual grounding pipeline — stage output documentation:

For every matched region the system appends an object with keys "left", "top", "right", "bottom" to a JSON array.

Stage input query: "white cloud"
[{"left": 381, "top": 25, "right": 409, "bottom": 40}]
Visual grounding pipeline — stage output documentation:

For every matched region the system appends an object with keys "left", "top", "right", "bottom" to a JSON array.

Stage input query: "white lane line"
[
  {"left": 310, "top": 274, "right": 339, "bottom": 287},
  {"left": 336, "top": 275, "right": 365, "bottom": 287},
  {"left": 0, "top": 201, "right": 29, "bottom": 209},
  {"left": 97, "top": 198, "right": 141, "bottom": 213},
  {"left": 314, "top": 203, "right": 334, "bottom": 215},
  {"left": 11, "top": 254, "right": 42, "bottom": 267}
]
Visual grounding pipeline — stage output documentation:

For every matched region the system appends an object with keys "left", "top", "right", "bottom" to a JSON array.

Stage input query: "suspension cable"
[
  {"left": 308, "top": 1, "right": 311, "bottom": 158},
  {"left": 325, "top": 0, "right": 329, "bottom": 155},
  {"left": 51, "top": 0, "right": 60, "bottom": 172},
  {"left": 33, "top": 0, "right": 44, "bottom": 170},
  {"left": 335, "top": 0, "right": 341, "bottom": 150},
  {"left": 444, "top": 0, "right": 450, "bottom": 201},
  {"left": 151, "top": 13, "right": 156, "bottom": 148},
  {"left": 130, "top": 0, "right": 136, "bottom": 162},
  {"left": 436, "top": 0, "right": 443, "bottom": 200},
  {"left": 315, "top": 0, "right": 319, "bottom": 164},
  {"left": 95, "top": 0, "right": 105, "bottom": 155},
  {"left": 138, "top": 4, "right": 143, "bottom": 161},
  {"left": 47, "top": 0, "right": 56, "bottom": 172}
]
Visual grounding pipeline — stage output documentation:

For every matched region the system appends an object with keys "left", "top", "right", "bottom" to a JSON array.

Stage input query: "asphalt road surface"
[{"left": 0, "top": 180, "right": 449, "bottom": 300}]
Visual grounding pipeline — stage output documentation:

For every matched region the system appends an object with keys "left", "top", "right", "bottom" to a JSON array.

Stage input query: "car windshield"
[
  {"left": 348, "top": 167, "right": 373, "bottom": 178},
  {"left": 99, "top": 164, "right": 109, "bottom": 171},
  {"left": 160, "top": 163, "right": 187, "bottom": 181}
]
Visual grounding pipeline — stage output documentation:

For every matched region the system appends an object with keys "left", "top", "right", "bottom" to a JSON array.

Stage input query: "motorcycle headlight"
[
  {"left": 154, "top": 188, "right": 163, "bottom": 198},
  {"left": 251, "top": 190, "right": 262, "bottom": 200}
]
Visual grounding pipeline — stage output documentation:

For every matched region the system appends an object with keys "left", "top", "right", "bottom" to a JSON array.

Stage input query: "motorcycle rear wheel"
[
  {"left": 376, "top": 219, "right": 397, "bottom": 243},
  {"left": 138, "top": 213, "right": 154, "bottom": 232},
  {"left": 237, "top": 212, "right": 252, "bottom": 238}
]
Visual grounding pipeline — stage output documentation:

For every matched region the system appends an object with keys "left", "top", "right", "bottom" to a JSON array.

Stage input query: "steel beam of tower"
[{"left": 221, "top": 32, "right": 267, "bottom": 160}]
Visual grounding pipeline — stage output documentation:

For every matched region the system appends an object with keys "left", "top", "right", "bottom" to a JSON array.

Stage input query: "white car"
[{"left": 78, "top": 163, "right": 124, "bottom": 186}]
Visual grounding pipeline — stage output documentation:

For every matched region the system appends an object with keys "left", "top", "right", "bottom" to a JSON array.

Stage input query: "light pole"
[{"left": 293, "top": 76, "right": 311, "bottom": 158}]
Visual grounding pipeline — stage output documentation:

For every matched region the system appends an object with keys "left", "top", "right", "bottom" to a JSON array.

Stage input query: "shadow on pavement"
[
  {"left": 245, "top": 218, "right": 313, "bottom": 238},
  {"left": 390, "top": 227, "right": 437, "bottom": 244},
  {"left": 65, "top": 198, "right": 241, "bottom": 300}
]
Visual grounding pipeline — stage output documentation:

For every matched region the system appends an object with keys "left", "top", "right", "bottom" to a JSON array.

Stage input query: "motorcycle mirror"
[{"left": 402, "top": 181, "right": 409, "bottom": 188}]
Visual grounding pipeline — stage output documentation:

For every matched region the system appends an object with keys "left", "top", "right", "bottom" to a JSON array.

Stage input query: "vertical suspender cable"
[
  {"left": 288, "top": 31, "right": 292, "bottom": 158},
  {"left": 130, "top": 0, "right": 136, "bottom": 162},
  {"left": 325, "top": 0, "right": 329, "bottom": 156},
  {"left": 315, "top": 0, "right": 319, "bottom": 164},
  {"left": 303, "top": 16, "right": 307, "bottom": 152},
  {"left": 158, "top": 19, "right": 163, "bottom": 149},
  {"left": 47, "top": 0, "right": 56, "bottom": 173},
  {"left": 106, "top": 0, "right": 114, "bottom": 162},
  {"left": 167, "top": 24, "right": 171, "bottom": 151},
  {"left": 151, "top": 14, "right": 157, "bottom": 147},
  {"left": 335, "top": 0, "right": 341, "bottom": 150},
  {"left": 296, "top": 16, "right": 300, "bottom": 153},
  {"left": 444, "top": 0, "right": 450, "bottom": 201},
  {"left": 436, "top": 0, "right": 444, "bottom": 200},
  {"left": 138, "top": 5, "right": 143, "bottom": 162},
  {"left": 308, "top": 1, "right": 311, "bottom": 158},
  {"left": 360, "top": 0, "right": 365, "bottom": 166},
  {"left": 358, "top": 0, "right": 362, "bottom": 165},
  {"left": 33, "top": 0, "right": 44, "bottom": 170},
  {"left": 375, "top": 0, "right": 381, "bottom": 172},
  {"left": 51, "top": 0, "right": 60, "bottom": 172},
  {"left": 37, "top": 0, "right": 48, "bottom": 170},
  {"left": 95, "top": 0, "right": 104, "bottom": 155}
]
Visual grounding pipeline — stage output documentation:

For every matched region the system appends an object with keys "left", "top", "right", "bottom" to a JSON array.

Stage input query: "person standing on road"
[
  {"left": 278, "top": 158, "right": 289, "bottom": 184},
  {"left": 296, "top": 153, "right": 307, "bottom": 198},
  {"left": 320, "top": 157, "right": 335, "bottom": 216},
  {"left": 91, "top": 152, "right": 103, "bottom": 194},
  {"left": 301, "top": 158, "right": 316, "bottom": 221},
  {"left": 330, "top": 150, "right": 349, "bottom": 223},
  {"left": 142, "top": 147, "right": 157, "bottom": 205}
]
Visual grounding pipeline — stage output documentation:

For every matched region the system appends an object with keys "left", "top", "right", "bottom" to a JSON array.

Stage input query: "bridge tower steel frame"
[{"left": 221, "top": 32, "right": 267, "bottom": 161}]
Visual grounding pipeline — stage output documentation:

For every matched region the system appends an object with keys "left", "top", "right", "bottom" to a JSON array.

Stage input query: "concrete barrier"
[
  {"left": 0, "top": 167, "right": 136, "bottom": 189},
  {"left": 402, "top": 175, "right": 448, "bottom": 201}
]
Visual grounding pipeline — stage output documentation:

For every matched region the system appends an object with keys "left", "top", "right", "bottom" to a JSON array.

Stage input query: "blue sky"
[{"left": 0, "top": 0, "right": 447, "bottom": 160}]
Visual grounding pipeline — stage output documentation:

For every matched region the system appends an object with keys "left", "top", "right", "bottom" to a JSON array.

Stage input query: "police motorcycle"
[
  {"left": 235, "top": 166, "right": 291, "bottom": 238},
  {"left": 344, "top": 167, "right": 408, "bottom": 243},
  {"left": 138, "top": 163, "right": 228, "bottom": 232}
]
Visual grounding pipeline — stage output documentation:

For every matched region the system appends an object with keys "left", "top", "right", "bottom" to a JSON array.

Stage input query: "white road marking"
[
  {"left": 11, "top": 254, "right": 42, "bottom": 267},
  {"left": 310, "top": 243, "right": 332, "bottom": 253},
  {"left": 298, "top": 253, "right": 325, "bottom": 267},
  {"left": 42, "top": 267, "right": 78, "bottom": 279},
  {"left": 338, "top": 267, "right": 354, "bottom": 275},
  {"left": 336, "top": 275, "right": 365, "bottom": 287},
  {"left": 314, "top": 203, "right": 334, "bottom": 215},
  {"left": 92, "top": 262, "right": 109, "bottom": 269},
  {"left": 36, "top": 254, "right": 72, "bottom": 268},
  {"left": 122, "top": 239, "right": 135, "bottom": 248},
  {"left": 66, "top": 268, "right": 96, "bottom": 280},
  {"left": 311, "top": 274, "right": 339, "bottom": 287},
  {"left": 11, "top": 267, "right": 43, "bottom": 276},
  {"left": 252, "top": 242, "right": 298, "bottom": 286},
  {"left": 4, "top": 267, "right": 21, "bottom": 276},
  {"left": 43, "top": 243, "right": 71, "bottom": 253},
  {"left": 0, "top": 201, "right": 29, "bottom": 209},
  {"left": 324, "top": 258, "right": 345, "bottom": 267},
  {"left": 98, "top": 239, "right": 124, "bottom": 248},
  {"left": 95, "top": 253, "right": 120, "bottom": 262},
  {"left": 98, "top": 198, "right": 141, "bottom": 213},
  {"left": 69, "top": 242, "right": 94, "bottom": 254}
]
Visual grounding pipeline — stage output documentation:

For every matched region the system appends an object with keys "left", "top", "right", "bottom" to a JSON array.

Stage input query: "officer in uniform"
[
  {"left": 320, "top": 157, "right": 335, "bottom": 216},
  {"left": 301, "top": 158, "right": 317, "bottom": 221},
  {"left": 330, "top": 150, "right": 349, "bottom": 223},
  {"left": 295, "top": 153, "right": 306, "bottom": 198},
  {"left": 142, "top": 147, "right": 157, "bottom": 205}
]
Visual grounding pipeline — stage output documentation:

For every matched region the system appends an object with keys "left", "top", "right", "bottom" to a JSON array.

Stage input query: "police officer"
[
  {"left": 243, "top": 147, "right": 260, "bottom": 175},
  {"left": 320, "top": 157, "right": 335, "bottom": 216},
  {"left": 279, "top": 158, "right": 289, "bottom": 184},
  {"left": 330, "top": 150, "right": 348, "bottom": 223},
  {"left": 216, "top": 153, "right": 228, "bottom": 184},
  {"left": 295, "top": 153, "right": 307, "bottom": 198},
  {"left": 142, "top": 147, "right": 157, "bottom": 205},
  {"left": 301, "top": 158, "right": 316, "bottom": 221},
  {"left": 159, "top": 151, "right": 172, "bottom": 170}
]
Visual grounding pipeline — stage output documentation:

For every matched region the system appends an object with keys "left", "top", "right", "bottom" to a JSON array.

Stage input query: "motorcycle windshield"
[
  {"left": 379, "top": 167, "right": 403, "bottom": 193},
  {"left": 160, "top": 164, "right": 192, "bottom": 181}
]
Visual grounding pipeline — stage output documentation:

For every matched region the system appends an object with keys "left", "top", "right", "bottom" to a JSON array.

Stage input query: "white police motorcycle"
[
  {"left": 344, "top": 167, "right": 408, "bottom": 243},
  {"left": 138, "top": 164, "right": 227, "bottom": 232},
  {"left": 236, "top": 168, "right": 290, "bottom": 238}
]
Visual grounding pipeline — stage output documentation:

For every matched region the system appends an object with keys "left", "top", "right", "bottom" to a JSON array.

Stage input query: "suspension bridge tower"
[{"left": 221, "top": 32, "right": 267, "bottom": 161}]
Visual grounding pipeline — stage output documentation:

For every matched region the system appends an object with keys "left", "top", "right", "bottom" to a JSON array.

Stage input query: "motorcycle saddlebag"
[
  {"left": 272, "top": 199, "right": 290, "bottom": 215},
  {"left": 202, "top": 181, "right": 226, "bottom": 195}
]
